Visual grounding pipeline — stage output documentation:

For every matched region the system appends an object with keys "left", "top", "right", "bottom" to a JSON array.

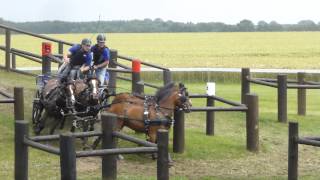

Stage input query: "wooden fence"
[
  {"left": 241, "top": 68, "right": 320, "bottom": 123},
  {"left": 173, "top": 93, "right": 259, "bottom": 153},
  {"left": 15, "top": 112, "right": 169, "bottom": 180}
]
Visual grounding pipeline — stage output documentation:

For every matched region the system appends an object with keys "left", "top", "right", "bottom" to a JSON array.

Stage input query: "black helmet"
[
  {"left": 81, "top": 38, "right": 91, "bottom": 46},
  {"left": 96, "top": 34, "right": 106, "bottom": 43}
]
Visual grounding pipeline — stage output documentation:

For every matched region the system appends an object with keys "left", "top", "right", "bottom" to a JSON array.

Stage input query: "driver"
[
  {"left": 91, "top": 34, "right": 110, "bottom": 86},
  {"left": 58, "top": 38, "right": 92, "bottom": 82}
]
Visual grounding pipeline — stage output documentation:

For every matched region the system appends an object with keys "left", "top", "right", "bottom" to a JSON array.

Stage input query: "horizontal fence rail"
[
  {"left": 0, "top": 24, "right": 73, "bottom": 45},
  {"left": 288, "top": 122, "right": 320, "bottom": 180},
  {"left": 76, "top": 147, "right": 158, "bottom": 157},
  {"left": 29, "top": 131, "right": 102, "bottom": 142},
  {"left": 112, "top": 131, "right": 157, "bottom": 147},
  {"left": 190, "top": 106, "right": 248, "bottom": 112},
  {"left": 24, "top": 137, "right": 60, "bottom": 155},
  {"left": 297, "top": 138, "right": 320, "bottom": 147},
  {"left": 190, "top": 94, "right": 244, "bottom": 107}
]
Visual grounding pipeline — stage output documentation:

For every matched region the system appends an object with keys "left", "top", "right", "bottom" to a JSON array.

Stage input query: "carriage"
[{"left": 32, "top": 68, "right": 109, "bottom": 135}]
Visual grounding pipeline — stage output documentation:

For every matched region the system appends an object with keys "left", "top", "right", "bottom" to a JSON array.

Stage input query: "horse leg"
[
  {"left": 81, "top": 120, "right": 91, "bottom": 150},
  {"left": 34, "top": 108, "right": 45, "bottom": 135},
  {"left": 49, "top": 113, "right": 64, "bottom": 134},
  {"left": 148, "top": 127, "right": 173, "bottom": 166},
  {"left": 148, "top": 128, "right": 158, "bottom": 160},
  {"left": 49, "top": 118, "right": 61, "bottom": 135},
  {"left": 116, "top": 119, "right": 125, "bottom": 131},
  {"left": 91, "top": 136, "right": 101, "bottom": 149}
]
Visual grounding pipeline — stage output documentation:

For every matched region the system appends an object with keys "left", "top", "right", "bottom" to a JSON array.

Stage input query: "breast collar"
[{"left": 143, "top": 95, "right": 173, "bottom": 132}]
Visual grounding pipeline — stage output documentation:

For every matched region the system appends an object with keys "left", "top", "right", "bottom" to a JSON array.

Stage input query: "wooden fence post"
[
  {"left": 246, "top": 93, "right": 259, "bottom": 152},
  {"left": 297, "top": 72, "right": 306, "bottom": 116},
  {"left": 12, "top": 53, "right": 16, "bottom": 69},
  {"left": 58, "top": 42, "right": 64, "bottom": 55},
  {"left": 5, "top": 29, "right": 11, "bottom": 71},
  {"left": 136, "top": 81, "right": 145, "bottom": 95},
  {"left": 60, "top": 133, "right": 77, "bottom": 180},
  {"left": 206, "top": 96, "right": 215, "bottom": 135},
  {"left": 157, "top": 129, "right": 169, "bottom": 180},
  {"left": 14, "top": 87, "right": 24, "bottom": 121},
  {"left": 101, "top": 112, "right": 117, "bottom": 180},
  {"left": 277, "top": 74, "right": 287, "bottom": 123},
  {"left": 288, "top": 122, "right": 298, "bottom": 180},
  {"left": 109, "top": 50, "right": 118, "bottom": 95},
  {"left": 132, "top": 59, "right": 141, "bottom": 94},
  {"left": 173, "top": 109, "right": 185, "bottom": 153},
  {"left": 42, "top": 42, "right": 52, "bottom": 75},
  {"left": 163, "top": 70, "right": 172, "bottom": 86},
  {"left": 241, "top": 68, "right": 250, "bottom": 104},
  {"left": 15, "top": 120, "right": 29, "bottom": 180}
]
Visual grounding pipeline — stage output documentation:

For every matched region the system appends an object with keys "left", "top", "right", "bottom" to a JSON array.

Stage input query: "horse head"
[
  {"left": 65, "top": 80, "right": 76, "bottom": 108},
  {"left": 175, "top": 83, "right": 192, "bottom": 112},
  {"left": 155, "top": 82, "right": 192, "bottom": 114},
  {"left": 85, "top": 67, "right": 100, "bottom": 105}
]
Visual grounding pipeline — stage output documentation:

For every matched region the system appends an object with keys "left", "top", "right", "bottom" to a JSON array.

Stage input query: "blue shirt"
[
  {"left": 91, "top": 45, "right": 110, "bottom": 65},
  {"left": 69, "top": 44, "right": 92, "bottom": 66}
]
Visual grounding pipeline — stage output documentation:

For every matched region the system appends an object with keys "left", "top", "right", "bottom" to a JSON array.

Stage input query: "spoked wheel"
[{"left": 32, "top": 90, "right": 44, "bottom": 135}]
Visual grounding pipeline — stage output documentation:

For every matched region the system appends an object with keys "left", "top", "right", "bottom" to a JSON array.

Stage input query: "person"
[
  {"left": 58, "top": 38, "right": 92, "bottom": 82},
  {"left": 91, "top": 34, "right": 110, "bottom": 86}
]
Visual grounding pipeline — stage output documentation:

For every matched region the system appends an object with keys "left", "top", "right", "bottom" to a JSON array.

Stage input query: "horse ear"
[{"left": 179, "top": 82, "right": 185, "bottom": 89}]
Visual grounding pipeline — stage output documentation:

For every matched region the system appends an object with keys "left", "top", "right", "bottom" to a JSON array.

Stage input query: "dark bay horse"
[
  {"left": 107, "top": 82, "right": 192, "bottom": 143},
  {"left": 33, "top": 73, "right": 100, "bottom": 135}
]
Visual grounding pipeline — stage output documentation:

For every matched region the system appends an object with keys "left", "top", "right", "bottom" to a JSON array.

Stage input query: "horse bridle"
[{"left": 177, "top": 86, "right": 191, "bottom": 112}]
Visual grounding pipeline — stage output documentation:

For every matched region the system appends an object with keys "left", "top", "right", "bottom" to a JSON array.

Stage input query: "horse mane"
[{"left": 155, "top": 82, "right": 176, "bottom": 103}]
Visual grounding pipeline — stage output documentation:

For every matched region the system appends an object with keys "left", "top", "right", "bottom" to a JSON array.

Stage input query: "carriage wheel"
[{"left": 32, "top": 90, "right": 43, "bottom": 134}]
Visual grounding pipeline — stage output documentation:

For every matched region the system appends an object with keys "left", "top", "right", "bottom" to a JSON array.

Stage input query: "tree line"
[{"left": 1, "top": 18, "right": 320, "bottom": 34}]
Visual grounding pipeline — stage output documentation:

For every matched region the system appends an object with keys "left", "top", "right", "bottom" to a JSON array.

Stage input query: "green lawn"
[
  {"left": 1, "top": 69, "right": 320, "bottom": 179},
  {"left": 1, "top": 32, "right": 320, "bottom": 69}
]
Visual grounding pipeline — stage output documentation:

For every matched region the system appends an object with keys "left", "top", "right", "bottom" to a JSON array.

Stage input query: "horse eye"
[{"left": 180, "top": 96, "right": 187, "bottom": 102}]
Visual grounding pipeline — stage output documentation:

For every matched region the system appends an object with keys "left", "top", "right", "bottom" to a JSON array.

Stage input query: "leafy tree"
[
  {"left": 236, "top": 19, "right": 255, "bottom": 32},
  {"left": 257, "top": 21, "right": 269, "bottom": 31}
]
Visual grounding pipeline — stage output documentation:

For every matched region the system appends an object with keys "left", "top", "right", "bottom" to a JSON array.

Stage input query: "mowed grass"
[
  {"left": 1, "top": 32, "right": 320, "bottom": 69},
  {"left": 2, "top": 69, "right": 320, "bottom": 179}
]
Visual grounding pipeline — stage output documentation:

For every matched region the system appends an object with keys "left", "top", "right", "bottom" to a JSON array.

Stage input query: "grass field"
[
  {"left": 1, "top": 69, "right": 320, "bottom": 179},
  {"left": 1, "top": 32, "right": 320, "bottom": 69},
  {"left": 1, "top": 32, "right": 320, "bottom": 179}
]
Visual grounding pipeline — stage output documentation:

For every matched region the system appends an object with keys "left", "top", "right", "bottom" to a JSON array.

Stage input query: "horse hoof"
[
  {"left": 117, "top": 154, "right": 124, "bottom": 160},
  {"left": 82, "top": 144, "right": 92, "bottom": 150},
  {"left": 151, "top": 153, "right": 158, "bottom": 160}
]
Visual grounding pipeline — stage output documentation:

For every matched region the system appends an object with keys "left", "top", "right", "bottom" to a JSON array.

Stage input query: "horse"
[
  {"left": 32, "top": 68, "right": 102, "bottom": 135},
  {"left": 106, "top": 82, "right": 192, "bottom": 143}
]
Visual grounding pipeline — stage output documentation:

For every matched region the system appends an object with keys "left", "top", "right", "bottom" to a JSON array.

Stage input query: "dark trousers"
[{"left": 57, "top": 63, "right": 81, "bottom": 81}]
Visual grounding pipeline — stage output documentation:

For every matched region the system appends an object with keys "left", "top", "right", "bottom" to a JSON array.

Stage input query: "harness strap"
[{"left": 143, "top": 96, "right": 173, "bottom": 133}]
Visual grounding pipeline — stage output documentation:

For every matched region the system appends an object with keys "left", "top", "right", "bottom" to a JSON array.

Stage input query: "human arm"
[
  {"left": 64, "top": 44, "right": 79, "bottom": 63},
  {"left": 93, "top": 48, "right": 110, "bottom": 69},
  {"left": 80, "top": 52, "right": 92, "bottom": 73}
]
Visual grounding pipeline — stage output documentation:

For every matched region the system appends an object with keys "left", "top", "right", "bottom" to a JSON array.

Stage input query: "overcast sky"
[{"left": 1, "top": 0, "right": 319, "bottom": 24}]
